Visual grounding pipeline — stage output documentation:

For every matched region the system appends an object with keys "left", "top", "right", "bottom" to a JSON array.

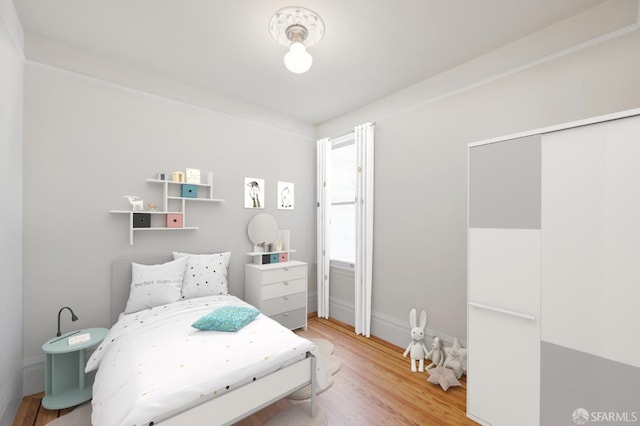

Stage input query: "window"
[
  {"left": 317, "top": 122, "right": 374, "bottom": 326},
  {"left": 330, "top": 136, "right": 356, "bottom": 268}
]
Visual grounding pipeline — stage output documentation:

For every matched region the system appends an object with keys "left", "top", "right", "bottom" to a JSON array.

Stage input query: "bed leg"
[{"left": 310, "top": 354, "right": 317, "bottom": 418}]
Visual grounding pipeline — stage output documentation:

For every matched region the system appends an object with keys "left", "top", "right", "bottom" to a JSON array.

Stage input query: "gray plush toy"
[{"left": 426, "top": 336, "right": 445, "bottom": 370}]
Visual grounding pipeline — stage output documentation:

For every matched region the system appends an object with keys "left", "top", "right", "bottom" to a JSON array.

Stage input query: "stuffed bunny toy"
[
  {"left": 425, "top": 335, "right": 445, "bottom": 370},
  {"left": 403, "top": 308, "right": 428, "bottom": 372}
]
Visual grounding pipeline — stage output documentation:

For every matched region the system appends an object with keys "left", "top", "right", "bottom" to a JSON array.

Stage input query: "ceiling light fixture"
[{"left": 269, "top": 6, "right": 324, "bottom": 74}]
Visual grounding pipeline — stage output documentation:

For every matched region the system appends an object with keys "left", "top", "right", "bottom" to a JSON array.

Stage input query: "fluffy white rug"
[
  {"left": 265, "top": 402, "right": 328, "bottom": 426},
  {"left": 287, "top": 338, "right": 341, "bottom": 400},
  {"left": 46, "top": 402, "right": 91, "bottom": 426},
  {"left": 311, "top": 338, "right": 335, "bottom": 355}
]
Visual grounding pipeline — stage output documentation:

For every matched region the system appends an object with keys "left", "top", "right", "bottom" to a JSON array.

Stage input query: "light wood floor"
[{"left": 14, "top": 316, "right": 477, "bottom": 425}]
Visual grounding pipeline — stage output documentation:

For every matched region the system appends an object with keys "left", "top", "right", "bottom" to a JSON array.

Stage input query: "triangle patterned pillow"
[{"left": 173, "top": 252, "right": 231, "bottom": 299}]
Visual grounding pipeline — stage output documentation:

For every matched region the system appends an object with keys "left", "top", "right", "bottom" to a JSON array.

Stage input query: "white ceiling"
[{"left": 15, "top": 0, "right": 608, "bottom": 124}]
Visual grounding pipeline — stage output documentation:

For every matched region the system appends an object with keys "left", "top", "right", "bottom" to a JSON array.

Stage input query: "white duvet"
[{"left": 86, "top": 295, "right": 322, "bottom": 426}]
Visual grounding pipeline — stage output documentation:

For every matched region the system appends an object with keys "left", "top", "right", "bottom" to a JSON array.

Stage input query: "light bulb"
[{"left": 284, "top": 42, "right": 312, "bottom": 74}]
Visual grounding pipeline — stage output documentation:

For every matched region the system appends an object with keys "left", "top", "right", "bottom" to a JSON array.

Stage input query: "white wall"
[
  {"left": 15, "top": 0, "right": 640, "bottom": 400},
  {"left": 319, "top": 13, "right": 640, "bottom": 348},
  {"left": 21, "top": 63, "right": 317, "bottom": 394},
  {"left": 0, "top": 0, "right": 24, "bottom": 422}
]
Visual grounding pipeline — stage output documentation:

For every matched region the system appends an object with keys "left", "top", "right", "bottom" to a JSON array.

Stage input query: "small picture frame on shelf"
[
  {"left": 186, "top": 168, "right": 201, "bottom": 184},
  {"left": 277, "top": 181, "right": 294, "bottom": 210},
  {"left": 244, "top": 177, "right": 264, "bottom": 209}
]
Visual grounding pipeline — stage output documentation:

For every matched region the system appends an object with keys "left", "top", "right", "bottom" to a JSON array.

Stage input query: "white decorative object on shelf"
[
  {"left": 110, "top": 171, "right": 223, "bottom": 245},
  {"left": 172, "top": 171, "right": 185, "bottom": 182},
  {"left": 124, "top": 195, "right": 144, "bottom": 211},
  {"left": 277, "top": 229, "right": 290, "bottom": 251}
]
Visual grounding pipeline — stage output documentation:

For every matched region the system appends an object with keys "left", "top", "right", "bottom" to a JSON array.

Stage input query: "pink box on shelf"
[
  {"left": 166, "top": 213, "right": 183, "bottom": 228},
  {"left": 279, "top": 252, "right": 288, "bottom": 262}
]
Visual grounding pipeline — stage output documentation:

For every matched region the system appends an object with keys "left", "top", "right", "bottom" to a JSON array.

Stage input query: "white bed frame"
[{"left": 111, "top": 254, "right": 317, "bottom": 426}]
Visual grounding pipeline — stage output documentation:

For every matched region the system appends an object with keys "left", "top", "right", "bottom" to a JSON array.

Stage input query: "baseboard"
[
  {"left": 1, "top": 370, "right": 23, "bottom": 425},
  {"left": 467, "top": 412, "right": 490, "bottom": 426},
  {"left": 307, "top": 290, "right": 317, "bottom": 319},
  {"left": 23, "top": 354, "right": 45, "bottom": 396},
  {"left": 328, "top": 296, "right": 465, "bottom": 350}
]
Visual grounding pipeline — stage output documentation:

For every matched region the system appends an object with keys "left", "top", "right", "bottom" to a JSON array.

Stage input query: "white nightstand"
[{"left": 245, "top": 260, "right": 307, "bottom": 330}]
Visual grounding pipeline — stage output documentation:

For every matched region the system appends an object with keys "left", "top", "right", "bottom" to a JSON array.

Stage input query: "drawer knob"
[
  {"left": 283, "top": 296, "right": 289, "bottom": 300},
  {"left": 283, "top": 268, "right": 289, "bottom": 271},
  {"left": 283, "top": 281, "right": 289, "bottom": 285},
  {"left": 283, "top": 312, "right": 289, "bottom": 316}
]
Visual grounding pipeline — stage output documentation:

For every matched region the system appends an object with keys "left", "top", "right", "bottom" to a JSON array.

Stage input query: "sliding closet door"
[
  {"left": 468, "top": 229, "right": 540, "bottom": 426},
  {"left": 467, "top": 136, "right": 541, "bottom": 426},
  {"left": 540, "top": 116, "right": 640, "bottom": 423}
]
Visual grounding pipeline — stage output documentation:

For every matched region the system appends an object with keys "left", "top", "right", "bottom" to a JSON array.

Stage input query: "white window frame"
[{"left": 329, "top": 134, "right": 356, "bottom": 271}]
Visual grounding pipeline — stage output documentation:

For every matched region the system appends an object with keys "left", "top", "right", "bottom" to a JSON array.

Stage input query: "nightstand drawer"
[
  {"left": 258, "top": 265, "right": 306, "bottom": 285},
  {"left": 261, "top": 291, "right": 306, "bottom": 316},
  {"left": 270, "top": 307, "right": 306, "bottom": 330},
  {"left": 262, "top": 278, "right": 306, "bottom": 299}
]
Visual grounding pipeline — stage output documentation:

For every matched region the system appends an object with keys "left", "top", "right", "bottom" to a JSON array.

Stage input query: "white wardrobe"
[{"left": 467, "top": 110, "right": 640, "bottom": 426}]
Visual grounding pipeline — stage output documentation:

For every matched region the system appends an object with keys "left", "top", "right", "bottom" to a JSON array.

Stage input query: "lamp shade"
[{"left": 284, "top": 42, "right": 312, "bottom": 73}]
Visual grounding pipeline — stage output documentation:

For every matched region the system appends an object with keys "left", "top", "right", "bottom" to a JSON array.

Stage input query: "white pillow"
[
  {"left": 124, "top": 257, "right": 188, "bottom": 314},
  {"left": 173, "top": 252, "right": 231, "bottom": 299}
]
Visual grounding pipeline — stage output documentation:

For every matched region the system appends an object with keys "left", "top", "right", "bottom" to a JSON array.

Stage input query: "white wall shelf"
[
  {"left": 246, "top": 250, "right": 296, "bottom": 265},
  {"left": 246, "top": 250, "right": 296, "bottom": 256},
  {"left": 110, "top": 210, "right": 184, "bottom": 215},
  {"left": 110, "top": 171, "right": 224, "bottom": 245}
]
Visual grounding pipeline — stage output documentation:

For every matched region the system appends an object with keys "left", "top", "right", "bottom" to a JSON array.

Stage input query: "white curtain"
[
  {"left": 316, "top": 138, "right": 332, "bottom": 319},
  {"left": 354, "top": 123, "right": 374, "bottom": 337}
]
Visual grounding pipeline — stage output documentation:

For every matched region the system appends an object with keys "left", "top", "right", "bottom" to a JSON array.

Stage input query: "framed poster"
[
  {"left": 244, "top": 177, "right": 264, "bottom": 209},
  {"left": 277, "top": 181, "right": 294, "bottom": 210}
]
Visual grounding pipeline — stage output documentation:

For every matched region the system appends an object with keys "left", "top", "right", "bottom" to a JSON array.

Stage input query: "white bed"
[{"left": 89, "top": 254, "right": 322, "bottom": 426}]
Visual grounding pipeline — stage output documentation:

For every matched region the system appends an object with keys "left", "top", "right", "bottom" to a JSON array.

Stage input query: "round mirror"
[{"left": 247, "top": 213, "right": 279, "bottom": 245}]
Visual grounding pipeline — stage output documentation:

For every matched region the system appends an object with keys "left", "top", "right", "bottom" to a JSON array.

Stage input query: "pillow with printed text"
[{"left": 123, "top": 257, "right": 188, "bottom": 314}]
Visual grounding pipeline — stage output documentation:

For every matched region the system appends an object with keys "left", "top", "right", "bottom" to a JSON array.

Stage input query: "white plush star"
[
  {"left": 427, "top": 366, "right": 461, "bottom": 391},
  {"left": 443, "top": 337, "right": 467, "bottom": 379}
]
